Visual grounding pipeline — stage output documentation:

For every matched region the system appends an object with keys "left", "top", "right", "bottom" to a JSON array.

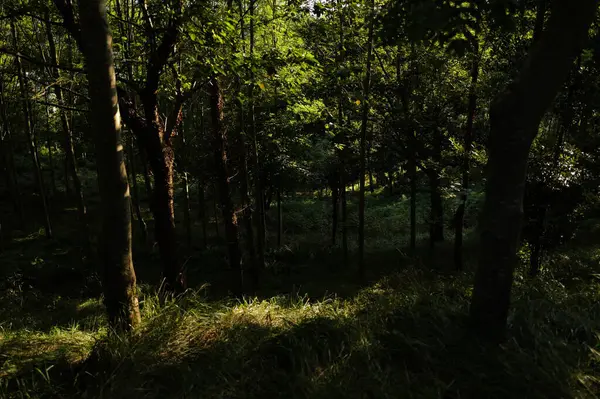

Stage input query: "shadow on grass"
[{"left": 4, "top": 269, "right": 596, "bottom": 399}]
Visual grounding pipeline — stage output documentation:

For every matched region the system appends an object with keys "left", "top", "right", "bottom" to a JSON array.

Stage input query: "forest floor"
[{"left": 0, "top": 187, "right": 599, "bottom": 398}]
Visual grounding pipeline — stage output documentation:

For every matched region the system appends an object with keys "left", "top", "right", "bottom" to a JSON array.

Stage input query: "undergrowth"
[{"left": 1, "top": 266, "right": 599, "bottom": 399}]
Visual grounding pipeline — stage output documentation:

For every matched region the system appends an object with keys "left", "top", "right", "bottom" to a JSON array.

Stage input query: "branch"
[
  {"left": 0, "top": 47, "right": 85, "bottom": 74},
  {"left": 144, "top": 0, "right": 183, "bottom": 95},
  {"left": 52, "top": 0, "right": 83, "bottom": 53}
]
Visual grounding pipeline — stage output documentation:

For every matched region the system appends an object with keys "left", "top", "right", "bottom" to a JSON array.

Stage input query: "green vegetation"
[
  {"left": 1, "top": 196, "right": 600, "bottom": 398},
  {"left": 1, "top": 0, "right": 600, "bottom": 396}
]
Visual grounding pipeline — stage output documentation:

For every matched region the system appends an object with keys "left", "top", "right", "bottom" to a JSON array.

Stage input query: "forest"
[{"left": 0, "top": 0, "right": 599, "bottom": 397}]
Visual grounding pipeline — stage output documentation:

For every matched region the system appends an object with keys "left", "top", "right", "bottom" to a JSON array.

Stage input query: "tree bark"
[
  {"left": 78, "top": 0, "right": 141, "bottom": 330},
  {"left": 331, "top": 182, "right": 339, "bottom": 246},
  {"left": 427, "top": 169, "right": 444, "bottom": 247},
  {"left": 127, "top": 133, "right": 148, "bottom": 243},
  {"left": 469, "top": 0, "right": 596, "bottom": 342},
  {"left": 454, "top": 53, "right": 479, "bottom": 270},
  {"left": 11, "top": 19, "right": 52, "bottom": 239},
  {"left": 44, "top": 103, "right": 57, "bottom": 197},
  {"left": 180, "top": 116, "right": 192, "bottom": 250},
  {"left": 277, "top": 187, "right": 283, "bottom": 247},
  {"left": 236, "top": 0, "right": 258, "bottom": 284},
  {"left": 358, "top": 0, "right": 374, "bottom": 280},
  {"left": 0, "top": 76, "right": 23, "bottom": 223},
  {"left": 45, "top": 11, "right": 89, "bottom": 249},
  {"left": 249, "top": 0, "right": 266, "bottom": 284},
  {"left": 208, "top": 76, "right": 243, "bottom": 293},
  {"left": 198, "top": 176, "right": 208, "bottom": 248}
]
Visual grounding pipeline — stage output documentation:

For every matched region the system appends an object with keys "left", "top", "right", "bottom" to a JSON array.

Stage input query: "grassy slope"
[{"left": 0, "top": 189, "right": 599, "bottom": 398}]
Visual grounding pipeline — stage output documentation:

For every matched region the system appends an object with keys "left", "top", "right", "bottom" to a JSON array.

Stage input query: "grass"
[{"left": 0, "top": 186, "right": 599, "bottom": 398}]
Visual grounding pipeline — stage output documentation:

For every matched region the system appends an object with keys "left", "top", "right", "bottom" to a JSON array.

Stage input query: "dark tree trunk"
[
  {"left": 331, "top": 183, "right": 339, "bottom": 246},
  {"left": 529, "top": 59, "right": 580, "bottom": 277},
  {"left": 208, "top": 76, "right": 243, "bottom": 293},
  {"left": 427, "top": 169, "right": 444, "bottom": 247},
  {"left": 11, "top": 20, "right": 52, "bottom": 239},
  {"left": 0, "top": 76, "right": 23, "bottom": 223},
  {"left": 277, "top": 187, "right": 283, "bottom": 247},
  {"left": 44, "top": 105, "right": 57, "bottom": 197},
  {"left": 198, "top": 177, "right": 208, "bottom": 248},
  {"left": 213, "top": 183, "right": 220, "bottom": 238},
  {"left": 454, "top": 54, "right": 479, "bottom": 270},
  {"left": 78, "top": 0, "right": 141, "bottom": 330},
  {"left": 469, "top": 0, "right": 596, "bottom": 342},
  {"left": 47, "top": 12, "right": 90, "bottom": 249},
  {"left": 341, "top": 170, "right": 348, "bottom": 264},
  {"left": 141, "top": 151, "right": 153, "bottom": 206},
  {"left": 409, "top": 136, "right": 417, "bottom": 251},
  {"left": 181, "top": 120, "right": 192, "bottom": 250},
  {"left": 127, "top": 134, "right": 148, "bottom": 243},
  {"left": 249, "top": 0, "right": 266, "bottom": 284},
  {"left": 234, "top": 0, "right": 257, "bottom": 281},
  {"left": 533, "top": 0, "right": 547, "bottom": 43},
  {"left": 358, "top": 0, "right": 375, "bottom": 280}
]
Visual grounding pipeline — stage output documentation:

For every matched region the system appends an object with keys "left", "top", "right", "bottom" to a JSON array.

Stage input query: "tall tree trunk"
[
  {"left": 529, "top": 58, "right": 580, "bottom": 277},
  {"left": 337, "top": 0, "right": 348, "bottom": 262},
  {"left": 236, "top": 0, "right": 258, "bottom": 284},
  {"left": 331, "top": 183, "right": 339, "bottom": 246},
  {"left": 358, "top": 0, "right": 374, "bottom": 280},
  {"left": 277, "top": 187, "right": 283, "bottom": 247},
  {"left": 78, "top": 0, "right": 141, "bottom": 330},
  {"left": 44, "top": 104, "right": 57, "bottom": 197},
  {"left": 11, "top": 19, "right": 52, "bottom": 239},
  {"left": 127, "top": 133, "right": 148, "bottom": 243},
  {"left": 0, "top": 76, "right": 23, "bottom": 223},
  {"left": 533, "top": 0, "right": 547, "bottom": 43},
  {"left": 198, "top": 176, "right": 208, "bottom": 248},
  {"left": 213, "top": 182, "right": 220, "bottom": 238},
  {"left": 469, "top": 0, "right": 595, "bottom": 342},
  {"left": 180, "top": 116, "right": 192, "bottom": 250},
  {"left": 209, "top": 76, "right": 243, "bottom": 293},
  {"left": 249, "top": 0, "right": 266, "bottom": 283},
  {"left": 45, "top": 13, "right": 89, "bottom": 248},
  {"left": 409, "top": 135, "right": 417, "bottom": 251},
  {"left": 427, "top": 169, "right": 444, "bottom": 247},
  {"left": 454, "top": 52, "right": 479, "bottom": 270}
]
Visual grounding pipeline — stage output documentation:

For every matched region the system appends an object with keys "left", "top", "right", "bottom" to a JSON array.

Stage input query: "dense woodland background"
[{"left": 1, "top": 0, "right": 600, "bottom": 397}]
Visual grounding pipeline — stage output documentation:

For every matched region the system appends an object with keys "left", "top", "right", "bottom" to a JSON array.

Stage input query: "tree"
[
  {"left": 469, "top": 0, "right": 596, "bottom": 342},
  {"left": 77, "top": 0, "right": 141, "bottom": 329}
]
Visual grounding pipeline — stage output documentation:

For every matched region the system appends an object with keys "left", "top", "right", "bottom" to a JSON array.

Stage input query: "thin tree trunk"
[
  {"left": 533, "top": 0, "right": 547, "bottom": 43},
  {"left": 249, "top": 0, "right": 266, "bottom": 283},
  {"left": 331, "top": 183, "right": 339, "bottom": 246},
  {"left": 45, "top": 13, "right": 88, "bottom": 247},
  {"left": 209, "top": 76, "right": 243, "bottom": 293},
  {"left": 277, "top": 187, "right": 282, "bottom": 247},
  {"left": 236, "top": 0, "right": 257, "bottom": 281},
  {"left": 198, "top": 177, "right": 208, "bottom": 248},
  {"left": 127, "top": 133, "right": 147, "bottom": 242},
  {"left": 0, "top": 76, "right": 23, "bottom": 223},
  {"left": 213, "top": 183, "right": 220, "bottom": 238},
  {"left": 78, "top": 0, "right": 141, "bottom": 330},
  {"left": 180, "top": 115, "right": 192, "bottom": 250},
  {"left": 45, "top": 104, "right": 57, "bottom": 197},
  {"left": 469, "top": 0, "right": 595, "bottom": 341},
  {"left": 11, "top": 19, "right": 52, "bottom": 239},
  {"left": 529, "top": 57, "right": 580, "bottom": 277},
  {"left": 427, "top": 169, "right": 444, "bottom": 247},
  {"left": 141, "top": 151, "right": 153, "bottom": 206},
  {"left": 409, "top": 134, "right": 417, "bottom": 251},
  {"left": 358, "top": 0, "right": 374, "bottom": 280},
  {"left": 454, "top": 52, "right": 479, "bottom": 270},
  {"left": 337, "top": 0, "right": 348, "bottom": 262}
]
